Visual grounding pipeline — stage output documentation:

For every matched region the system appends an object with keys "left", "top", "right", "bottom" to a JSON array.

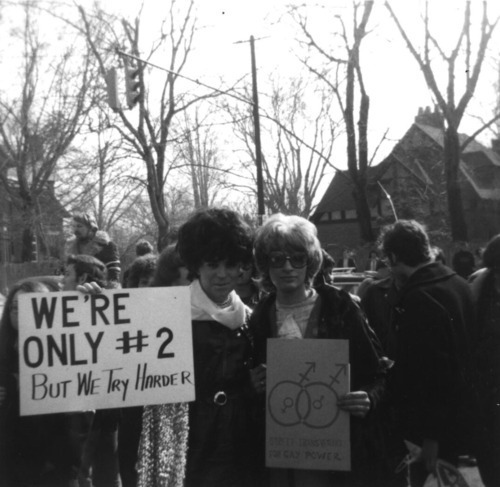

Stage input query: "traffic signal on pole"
[
  {"left": 125, "top": 64, "right": 141, "bottom": 109},
  {"left": 105, "top": 68, "right": 121, "bottom": 111}
]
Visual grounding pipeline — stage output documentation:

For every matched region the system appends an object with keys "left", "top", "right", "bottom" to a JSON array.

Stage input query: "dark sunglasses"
[{"left": 269, "top": 251, "right": 308, "bottom": 269}]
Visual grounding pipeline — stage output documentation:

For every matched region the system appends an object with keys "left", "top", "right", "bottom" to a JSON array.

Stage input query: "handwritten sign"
[
  {"left": 266, "top": 338, "right": 350, "bottom": 471},
  {"left": 18, "top": 287, "right": 194, "bottom": 416}
]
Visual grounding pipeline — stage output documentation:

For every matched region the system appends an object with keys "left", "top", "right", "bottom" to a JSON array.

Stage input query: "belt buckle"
[{"left": 213, "top": 391, "right": 228, "bottom": 406}]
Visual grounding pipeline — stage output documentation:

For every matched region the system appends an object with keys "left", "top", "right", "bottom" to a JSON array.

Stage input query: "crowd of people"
[{"left": 0, "top": 209, "right": 498, "bottom": 487}]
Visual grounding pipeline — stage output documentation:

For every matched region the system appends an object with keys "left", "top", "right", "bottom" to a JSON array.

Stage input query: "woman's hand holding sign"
[
  {"left": 250, "top": 363, "right": 267, "bottom": 394},
  {"left": 337, "top": 391, "right": 371, "bottom": 418}
]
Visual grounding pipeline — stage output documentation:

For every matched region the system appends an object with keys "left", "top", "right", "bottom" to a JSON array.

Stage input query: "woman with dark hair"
[
  {"left": 249, "top": 213, "right": 386, "bottom": 487},
  {"left": 138, "top": 208, "right": 260, "bottom": 487},
  {"left": 127, "top": 253, "right": 158, "bottom": 288},
  {"left": 0, "top": 278, "right": 64, "bottom": 485},
  {"left": 150, "top": 243, "right": 190, "bottom": 287},
  {"left": 469, "top": 234, "right": 500, "bottom": 487}
]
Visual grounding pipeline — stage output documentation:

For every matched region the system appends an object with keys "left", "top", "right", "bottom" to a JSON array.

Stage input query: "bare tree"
[
  {"left": 79, "top": 0, "right": 227, "bottom": 250},
  {"left": 225, "top": 76, "right": 337, "bottom": 217},
  {"left": 386, "top": 0, "right": 500, "bottom": 241},
  {"left": 176, "top": 108, "right": 231, "bottom": 209},
  {"left": 291, "top": 0, "right": 376, "bottom": 242},
  {"left": 56, "top": 113, "right": 145, "bottom": 234},
  {"left": 0, "top": 1, "right": 97, "bottom": 261}
]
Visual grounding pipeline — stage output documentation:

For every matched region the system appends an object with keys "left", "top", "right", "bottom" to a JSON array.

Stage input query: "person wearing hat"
[
  {"left": 65, "top": 214, "right": 121, "bottom": 285},
  {"left": 65, "top": 213, "right": 98, "bottom": 257}
]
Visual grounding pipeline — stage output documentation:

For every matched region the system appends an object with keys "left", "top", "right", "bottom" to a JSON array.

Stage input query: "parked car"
[{"left": 330, "top": 268, "right": 373, "bottom": 294}]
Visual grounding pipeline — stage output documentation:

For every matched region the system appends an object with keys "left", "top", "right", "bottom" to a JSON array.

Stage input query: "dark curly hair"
[
  {"left": 177, "top": 208, "right": 253, "bottom": 277},
  {"left": 66, "top": 254, "right": 106, "bottom": 287},
  {"left": 127, "top": 254, "right": 158, "bottom": 288},
  {"left": 378, "top": 220, "right": 431, "bottom": 267},
  {"left": 135, "top": 239, "right": 154, "bottom": 257},
  {"left": 150, "top": 244, "right": 189, "bottom": 286}
]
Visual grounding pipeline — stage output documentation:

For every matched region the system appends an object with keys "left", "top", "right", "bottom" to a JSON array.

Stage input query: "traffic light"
[
  {"left": 124, "top": 64, "right": 141, "bottom": 109},
  {"left": 104, "top": 68, "right": 121, "bottom": 111}
]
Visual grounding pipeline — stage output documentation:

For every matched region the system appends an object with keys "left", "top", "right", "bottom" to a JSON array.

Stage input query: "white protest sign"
[
  {"left": 266, "top": 338, "right": 350, "bottom": 471},
  {"left": 18, "top": 287, "right": 194, "bottom": 416}
]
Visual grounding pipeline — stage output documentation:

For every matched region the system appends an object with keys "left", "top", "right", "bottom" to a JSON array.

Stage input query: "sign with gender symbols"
[
  {"left": 18, "top": 287, "right": 194, "bottom": 416},
  {"left": 266, "top": 338, "right": 350, "bottom": 471}
]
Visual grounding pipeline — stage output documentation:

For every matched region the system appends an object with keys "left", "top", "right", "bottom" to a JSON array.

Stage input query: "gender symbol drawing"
[{"left": 268, "top": 361, "right": 347, "bottom": 429}]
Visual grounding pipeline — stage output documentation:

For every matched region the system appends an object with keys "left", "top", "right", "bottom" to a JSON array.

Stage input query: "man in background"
[
  {"left": 65, "top": 213, "right": 98, "bottom": 257},
  {"left": 379, "top": 220, "right": 474, "bottom": 487}
]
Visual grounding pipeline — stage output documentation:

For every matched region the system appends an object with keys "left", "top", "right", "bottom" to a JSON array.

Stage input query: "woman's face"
[
  {"left": 198, "top": 261, "right": 240, "bottom": 304},
  {"left": 268, "top": 250, "right": 308, "bottom": 296}
]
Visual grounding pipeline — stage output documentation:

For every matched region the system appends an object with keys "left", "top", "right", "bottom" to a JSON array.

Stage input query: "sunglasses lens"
[
  {"left": 269, "top": 253, "right": 286, "bottom": 268},
  {"left": 290, "top": 254, "right": 307, "bottom": 268},
  {"left": 269, "top": 252, "right": 307, "bottom": 268}
]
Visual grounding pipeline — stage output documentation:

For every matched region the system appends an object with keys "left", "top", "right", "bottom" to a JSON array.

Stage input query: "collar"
[{"left": 190, "top": 279, "right": 248, "bottom": 330}]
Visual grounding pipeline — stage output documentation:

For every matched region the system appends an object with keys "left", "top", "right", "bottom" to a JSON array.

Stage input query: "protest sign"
[
  {"left": 266, "top": 338, "right": 350, "bottom": 471},
  {"left": 18, "top": 287, "right": 194, "bottom": 416}
]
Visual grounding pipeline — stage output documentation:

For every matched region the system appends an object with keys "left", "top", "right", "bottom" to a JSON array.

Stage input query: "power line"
[{"left": 116, "top": 49, "right": 252, "bottom": 107}]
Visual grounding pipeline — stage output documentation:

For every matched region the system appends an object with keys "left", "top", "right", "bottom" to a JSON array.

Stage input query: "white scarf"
[{"left": 190, "top": 279, "right": 248, "bottom": 330}]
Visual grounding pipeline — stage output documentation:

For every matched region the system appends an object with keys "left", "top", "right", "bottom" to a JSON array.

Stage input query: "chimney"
[{"left": 414, "top": 105, "right": 444, "bottom": 129}]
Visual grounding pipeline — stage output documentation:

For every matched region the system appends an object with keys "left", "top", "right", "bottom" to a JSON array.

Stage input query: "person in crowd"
[
  {"left": 135, "top": 243, "right": 191, "bottom": 487},
  {"left": 65, "top": 213, "right": 99, "bottom": 257},
  {"left": 313, "top": 248, "right": 336, "bottom": 286},
  {"left": 249, "top": 213, "right": 386, "bottom": 487},
  {"left": 337, "top": 247, "right": 357, "bottom": 270},
  {"left": 234, "top": 260, "right": 261, "bottom": 309},
  {"left": 366, "top": 250, "right": 384, "bottom": 272},
  {"left": 451, "top": 241, "right": 475, "bottom": 279},
  {"left": 122, "top": 239, "right": 155, "bottom": 288},
  {"left": 118, "top": 252, "right": 159, "bottom": 487},
  {"left": 0, "top": 277, "right": 65, "bottom": 486},
  {"left": 468, "top": 234, "right": 500, "bottom": 487},
  {"left": 149, "top": 243, "right": 191, "bottom": 288},
  {"left": 63, "top": 254, "right": 122, "bottom": 487},
  {"left": 92, "top": 230, "right": 122, "bottom": 285},
  {"left": 126, "top": 253, "right": 158, "bottom": 288},
  {"left": 136, "top": 239, "right": 154, "bottom": 257},
  {"left": 378, "top": 220, "right": 474, "bottom": 487},
  {"left": 137, "top": 208, "right": 260, "bottom": 487}
]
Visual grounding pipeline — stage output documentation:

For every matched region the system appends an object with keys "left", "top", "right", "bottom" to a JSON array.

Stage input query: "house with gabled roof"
[{"left": 311, "top": 106, "right": 500, "bottom": 262}]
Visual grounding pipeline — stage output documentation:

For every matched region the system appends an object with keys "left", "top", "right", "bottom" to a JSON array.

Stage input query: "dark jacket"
[
  {"left": 95, "top": 240, "right": 121, "bottom": 283},
  {"left": 360, "top": 276, "right": 398, "bottom": 353},
  {"left": 250, "top": 285, "right": 386, "bottom": 480},
  {"left": 386, "top": 262, "right": 474, "bottom": 460},
  {"left": 186, "top": 318, "right": 260, "bottom": 487}
]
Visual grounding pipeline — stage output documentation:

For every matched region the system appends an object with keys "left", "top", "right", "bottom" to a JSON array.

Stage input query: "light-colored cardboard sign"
[
  {"left": 18, "top": 287, "right": 195, "bottom": 416},
  {"left": 266, "top": 338, "right": 350, "bottom": 471}
]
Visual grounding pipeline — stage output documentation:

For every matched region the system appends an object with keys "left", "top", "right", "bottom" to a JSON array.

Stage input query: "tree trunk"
[
  {"left": 352, "top": 183, "right": 374, "bottom": 243},
  {"left": 443, "top": 127, "right": 468, "bottom": 241},
  {"left": 21, "top": 206, "right": 36, "bottom": 262}
]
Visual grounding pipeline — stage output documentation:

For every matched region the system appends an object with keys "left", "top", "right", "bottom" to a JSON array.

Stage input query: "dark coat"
[
  {"left": 185, "top": 318, "right": 260, "bottom": 487},
  {"left": 249, "top": 285, "right": 386, "bottom": 483},
  {"left": 386, "top": 262, "right": 474, "bottom": 461},
  {"left": 469, "top": 269, "right": 500, "bottom": 486},
  {"left": 360, "top": 276, "right": 398, "bottom": 354}
]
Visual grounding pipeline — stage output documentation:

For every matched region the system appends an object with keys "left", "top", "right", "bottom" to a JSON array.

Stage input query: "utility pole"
[{"left": 250, "top": 35, "right": 265, "bottom": 225}]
